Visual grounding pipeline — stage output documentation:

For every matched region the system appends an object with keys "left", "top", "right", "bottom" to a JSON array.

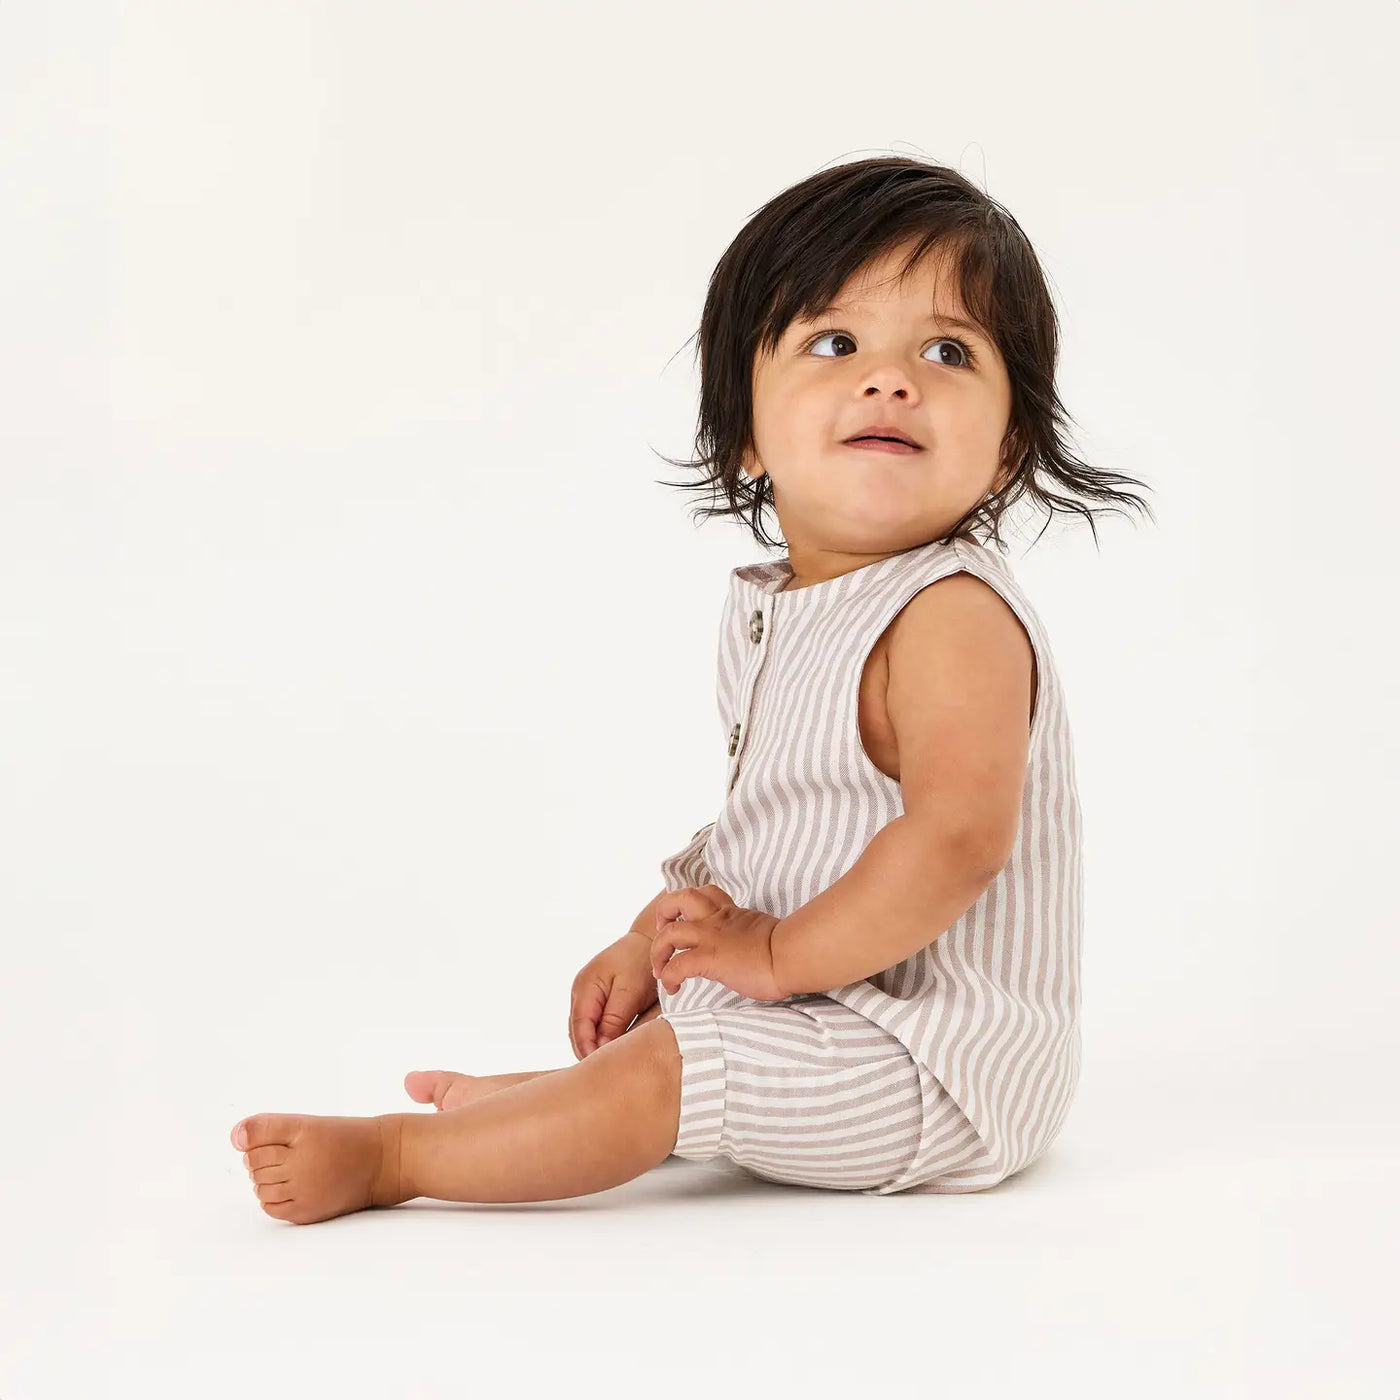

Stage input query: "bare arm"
[
  {"left": 619, "top": 888, "right": 670, "bottom": 1030},
  {"left": 625, "top": 887, "right": 669, "bottom": 944},
  {"left": 769, "top": 815, "right": 1004, "bottom": 996}
]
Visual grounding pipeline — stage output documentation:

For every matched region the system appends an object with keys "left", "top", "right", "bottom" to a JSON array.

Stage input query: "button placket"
[{"left": 726, "top": 599, "right": 771, "bottom": 788}]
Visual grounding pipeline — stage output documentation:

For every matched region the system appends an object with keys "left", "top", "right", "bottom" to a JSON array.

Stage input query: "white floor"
[{"left": 3, "top": 1075, "right": 1394, "bottom": 1400}]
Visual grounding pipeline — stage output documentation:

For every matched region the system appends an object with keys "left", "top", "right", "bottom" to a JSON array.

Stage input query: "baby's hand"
[
  {"left": 651, "top": 885, "right": 785, "bottom": 1002},
  {"left": 569, "top": 930, "right": 659, "bottom": 1060}
]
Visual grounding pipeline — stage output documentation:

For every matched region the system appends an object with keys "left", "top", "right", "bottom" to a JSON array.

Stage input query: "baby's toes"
[
  {"left": 254, "top": 1176, "right": 294, "bottom": 1207},
  {"left": 403, "top": 1070, "right": 442, "bottom": 1105},
  {"left": 243, "top": 1144, "right": 289, "bottom": 1177},
  {"left": 236, "top": 1114, "right": 391, "bottom": 1225},
  {"left": 405, "top": 1069, "right": 484, "bottom": 1110},
  {"left": 231, "top": 1113, "right": 298, "bottom": 1152}
]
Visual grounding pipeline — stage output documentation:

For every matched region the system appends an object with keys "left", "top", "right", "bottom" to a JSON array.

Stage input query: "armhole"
[
  {"left": 840, "top": 560, "right": 1041, "bottom": 800},
  {"left": 849, "top": 563, "right": 974, "bottom": 788},
  {"left": 943, "top": 556, "right": 1047, "bottom": 752}
]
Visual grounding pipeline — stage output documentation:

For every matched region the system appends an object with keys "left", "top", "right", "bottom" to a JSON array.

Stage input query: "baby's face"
[{"left": 744, "top": 239, "right": 1013, "bottom": 555}]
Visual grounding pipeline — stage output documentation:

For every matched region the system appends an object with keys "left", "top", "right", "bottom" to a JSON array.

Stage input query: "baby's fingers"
[
  {"left": 595, "top": 987, "right": 648, "bottom": 1050},
  {"left": 650, "top": 933, "right": 676, "bottom": 979},
  {"left": 569, "top": 982, "right": 607, "bottom": 1060}
]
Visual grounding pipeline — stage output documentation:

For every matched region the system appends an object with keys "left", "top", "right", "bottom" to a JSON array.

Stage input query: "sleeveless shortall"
[{"left": 656, "top": 536, "right": 1084, "bottom": 1194}]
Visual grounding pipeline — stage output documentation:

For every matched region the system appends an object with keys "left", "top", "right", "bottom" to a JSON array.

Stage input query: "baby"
[{"left": 230, "top": 155, "right": 1153, "bottom": 1224}]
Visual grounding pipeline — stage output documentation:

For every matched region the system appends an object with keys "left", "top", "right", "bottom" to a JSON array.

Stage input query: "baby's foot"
[
  {"left": 403, "top": 1069, "right": 542, "bottom": 1111},
  {"left": 230, "top": 1112, "right": 409, "bottom": 1226}
]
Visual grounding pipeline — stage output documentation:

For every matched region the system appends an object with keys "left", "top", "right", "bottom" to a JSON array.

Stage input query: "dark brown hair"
[{"left": 654, "top": 155, "right": 1155, "bottom": 554}]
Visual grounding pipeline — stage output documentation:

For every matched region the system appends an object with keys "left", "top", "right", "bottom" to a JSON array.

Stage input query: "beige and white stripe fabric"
[{"left": 657, "top": 537, "right": 1083, "bottom": 1194}]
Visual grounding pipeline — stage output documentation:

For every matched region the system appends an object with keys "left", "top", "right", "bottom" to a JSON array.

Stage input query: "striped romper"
[{"left": 656, "top": 536, "right": 1083, "bottom": 1195}]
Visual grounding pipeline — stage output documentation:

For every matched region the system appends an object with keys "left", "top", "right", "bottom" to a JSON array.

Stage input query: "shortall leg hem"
[
  {"left": 657, "top": 1005, "right": 728, "bottom": 1160},
  {"left": 658, "top": 995, "right": 941, "bottom": 1191}
]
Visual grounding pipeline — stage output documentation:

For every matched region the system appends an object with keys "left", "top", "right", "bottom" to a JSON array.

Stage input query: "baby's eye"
[{"left": 805, "top": 330, "right": 974, "bottom": 368}]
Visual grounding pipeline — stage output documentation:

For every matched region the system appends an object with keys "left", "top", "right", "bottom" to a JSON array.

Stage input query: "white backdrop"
[{"left": 2, "top": 2, "right": 1396, "bottom": 1397}]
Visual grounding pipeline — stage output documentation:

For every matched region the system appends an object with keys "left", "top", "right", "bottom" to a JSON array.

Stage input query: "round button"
[{"left": 749, "top": 609, "right": 764, "bottom": 643}]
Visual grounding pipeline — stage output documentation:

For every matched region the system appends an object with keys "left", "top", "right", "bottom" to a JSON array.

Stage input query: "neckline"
[{"left": 733, "top": 537, "right": 974, "bottom": 610}]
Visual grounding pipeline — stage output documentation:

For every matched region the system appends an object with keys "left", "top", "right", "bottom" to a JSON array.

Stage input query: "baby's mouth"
[{"left": 844, "top": 436, "right": 923, "bottom": 455}]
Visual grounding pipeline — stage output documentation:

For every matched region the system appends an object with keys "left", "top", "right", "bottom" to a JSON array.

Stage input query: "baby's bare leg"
[
  {"left": 407, "top": 1003, "right": 666, "bottom": 1109},
  {"left": 395, "top": 1017, "right": 682, "bottom": 1202}
]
